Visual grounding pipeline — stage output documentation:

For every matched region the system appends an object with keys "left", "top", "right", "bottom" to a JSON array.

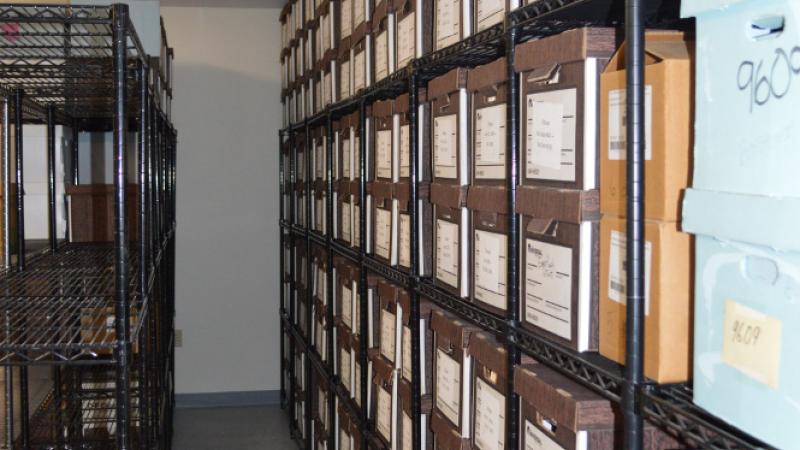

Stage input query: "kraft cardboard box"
[
  {"left": 515, "top": 27, "right": 617, "bottom": 191},
  {"left": 517, "top": 186, "right": 600, "bottom": 352},
  {"left": 469, "top": 332, "right": 508, "bottom": 450},
  {"left": 433, "top": 0, "right": 472, "bottom": 50},
  {"left": 683, "top": 188, "right": 800, "bottom": 450},
  {"left": 468, "top": 57, "right": 508, "bottom": 185},
  {"left": 468, "top": 185, "right": 509, "bottom": 315},
  {"left": 599, "top": 214, "right": 692, "bottom": 383},
  {"left": 373, "top": 0, "right": 395, "bottom": 82},
  {"left": 599, "top": 31, "right": 692, "bottom": 221},
  {"left": 429, "top": 68, "right": 470, "bottom": 186},
  {"left": 393, "top": 0, "right": 433, "bottom": 70},
  {"left": 431, "top": 183, "right": 470, "bottom": 298}
]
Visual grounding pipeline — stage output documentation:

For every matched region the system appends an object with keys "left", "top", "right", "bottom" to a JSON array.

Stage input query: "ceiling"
[{"left": 161, "top": 0, "right": 285, "bottom": 8}]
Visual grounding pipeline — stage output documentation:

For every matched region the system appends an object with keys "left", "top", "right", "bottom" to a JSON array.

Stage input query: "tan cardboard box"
[
  {"left": 599, "top": 31, "right": 692, "bottom": 221},
  {"left": 598, "top": 214, "right": 692, "bottom": 383}
]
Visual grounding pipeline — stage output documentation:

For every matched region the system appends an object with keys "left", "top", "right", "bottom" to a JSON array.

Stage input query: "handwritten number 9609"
[{"left": 738, "top": 46, "right": 800, "bottom": 112}]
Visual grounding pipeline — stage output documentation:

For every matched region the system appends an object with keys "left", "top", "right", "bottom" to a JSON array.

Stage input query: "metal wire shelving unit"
[
  {"left": 0, "top": 4, "right": 177, "bottom": 449},
  {"left": 279, "top": 0, "right": 776, "bottom": 449}
]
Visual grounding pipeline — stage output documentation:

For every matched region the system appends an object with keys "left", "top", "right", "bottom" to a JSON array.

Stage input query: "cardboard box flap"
[
  {"left": 394, "top": 182, "right": 431, "bottom": 202},
  {"left": 514, "top": 27, "right": 617, "bottom": 73},
  {"left": 517, "top": 185, "right": 599, "bottom": 226},
  {"left": 352, "top": 20, "right": 371, "bottom": 43},
  {"left": 514, "top": 364, "right": 615, "bottom": 432},
  {"left": 377, "top": 279, "right": 400, "bottom": 304},
  {"left": 467, "top": 185, "right": 508, "bottom": 214},
  {"left": 314, "top": 419, "right": 330, "bottom": 441},
  {"left": 428, "top": 68, "right": 468, "bottom": 100},
  {"left": 337, "top": 324, "right": 352, "bottom": 345},
  {"left": 372, "top": 99, "right": 394, "bottom": 117},
  {"left": 468, "top": 332, "right": 508, "bottom": 380},
  {"left": 368, "top": 180, "right": 394, "bottom": 199},
  {"left": 336, "top": 179, "right": 351, "bottom": 194},
  {"left": 431, "top": 309, "right": 478, "bottom": 349},
  {"left": 466, "top": 57, "right": 508, "bottom": 93},
  {"left": 682, "top": 188, "right": 800, "bottom": 251},
  {"left": 395, "top": 90, "right": 427, "bottom": 113},
  {"left": 431, "top": 411, "right": 471, "bottom": 450},
  {"left": 372, "top": 0, "right": 393, "bottom": 27},
  {"left": 680, "top": 0, "right": 748, "bottom": 18},
  {"left": 605, "top": 31, "right": 690, "bottom": 72},
  {"left": 372, "top": 353, "right": 395, "bottom": 385},
  {"left": 339, "top": 37, "right": 353, "bottom": 57},
  {"left": 431, "top": 183, "right": 467, "bottom": 209},
  {"left": 399, "top": 293, "right": 434, "bottom": 325},
  {"left": 349, "top": 181, "right": 362, "bottom": 199}
]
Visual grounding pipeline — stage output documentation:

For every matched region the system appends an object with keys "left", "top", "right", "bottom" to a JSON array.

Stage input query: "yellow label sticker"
[{"left": 721, "top": 300, "right": 782, "bottom": 389}]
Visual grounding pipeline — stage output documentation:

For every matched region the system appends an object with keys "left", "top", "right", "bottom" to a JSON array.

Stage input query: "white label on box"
[
  {"left": 354, "top": 0, "right": 365, "bottom": 26},
  {"left": 354, "top": 50, "right": 366, "bottom": 91},
  {"left": 402, "top": 325, "right": 412, "bottom": 381},
  {"left": 474, "top": 104, "right": 506, "bottom": 179},
  {"left": 399, "top": 213, "right": 411, "bottom": 267},
  {"left": 722, "top": 300, "right": 782, "bottom": 388},
  {"left": 377, "top": 385, "right": 393, "bottom": 441},
  {"left": 474, "top": 230, "right": 507, "bottom": 310},
  {"left": 375, "top": 207, "right": 392, "bottom": 259},
  {"left": 434, "top": 114, "right": 458, "bottom": 179},
  {"left": 342, "top": 285, "right": 353, "bottom": 327},
  {"left": 342, "top": 202, "right": 352, "bottom": 242},
  {"left": 476, "top": 0, "right": 505, "bottom": 32},
  {"left": 474, "top": 377, "right": 506, "bottom": 450},
  {"left": 436, "top": 219, "right": 460, "bottom": 288},
  {"left": 526, "top": 96, "right": 564, "bottom": 172},
  {"left": 341, "top": 0, "right": 353, "bottom": 38},
  {"left": 435, "top": 348, "right": 461, "bottom": 425},
  {"left": 524, "top": 420, "right": 565, "bottom": 450},
  {"left": 608, "top": 230, "right": 651, "bottom": 316},
  {"left": 341, "top": 60, "right": 351, "bottom": 99},
  {"left": 608, "top": 85, "right": 652, "bottom": 160},
  {"left": 435, "top": 0, "right": 460, "bottom": 49},
  {"left": 376, "top": 129, "right": 393, "bottom": 179},
  {"left": 397, "top": 13, "right": 416, "bottom": 68},
  {"left": 353, "top": 204, "right": 361, "bottom": 246},
  {"left": 402, "top": 411, "right": 413, "bottom": 450},
  {"left": 340, "top": 428, "right": 352, "bottom": 450},
  {"left": 399, "top": 124, "right": 411, "bottom": 177},
  {"left": 380, "top": 308, "right": 397, "bottom": 361},
  {"left": 524, "top": 239, "right": 572, "bottom": 340},
  {"left": 376, "top": 31, "right": 389, "bottom": 81}
]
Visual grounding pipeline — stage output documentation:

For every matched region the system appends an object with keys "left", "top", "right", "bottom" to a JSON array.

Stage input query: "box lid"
[
  {"left": 467, "top": 185, "right": 508, "bottom": 214},
  {"left": 467, "top": 57, "right": 508, "bottom": 93},
  {"left": 371, "top": 99, "right": 394, "bottom": 117},
  {"left": 430, "top": 309, "right": 479, "bottom": 349},
  {"left": 368, "top": 180, "right": 394, "bottom": 200},
  {"left": 467, "top": 332, "right": 508, "bottom": 380},
  {"left": 428, "top": 67, "right": 468, "bottom": 100},
  {"left": 682, "top": 188, "right": 800, "bottom": 251},
  {"left": 514, "top": 364, "right": 615, "bottom": 432},
  {"left": 514, "top": 27, "right": 617, "bottom": 73},
  {"left": 431, "top": 183, "right": 467, "bottom": 209},
  {"left": 604, "top": 31, "right": 690, "bottom": 73}
]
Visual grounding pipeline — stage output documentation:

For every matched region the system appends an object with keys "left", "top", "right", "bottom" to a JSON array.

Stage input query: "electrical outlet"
[{"left": 175, "top": 329, "right": 183, "bottom": 348}]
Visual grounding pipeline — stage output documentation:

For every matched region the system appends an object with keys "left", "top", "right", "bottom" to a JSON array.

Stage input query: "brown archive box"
[
  {"left": 314, "top": 419, "right": 330, "bottom": 450},
  {"left": 333, "top": 118, "right": 345, "bottom": 181},
  {"left": 351, "top": 332, "right": 375, "bottom": 410},
  {"left": 432, "top": 183, "right": 470, "bottom": 298},
  {"left": 352, "top": 25, "right": 372, "bottom": 93},
  {"left": 314, "top": 180, "right": 328, "bottom": 234},
  {"left": 395, "top": 91, "right": 431, "bottom": 184},
  {"left": 599, "top": 31, "right": 692, "bottom": 221},
  {"left": 339, "top": 115, "right": 353, "bottom": 181},
  {"left": 433, "top": 0, "right": 472, "bottom": 51},
  {"left": 338, "top": 402, "right": 354, "bottom": 450},
  {"left": 312, "top": 244, "right": 329, "bottom": 307},
  {"left": 467, "top": 185, "right": 509, "bottom": 315},
  {"left": 599, "top": 214, "right": 692, "bottom": 383},
  {"left": 431, "top": 309, "right": 481, "bottom": 438},
  {"left": 313, "top": 125, "right": 326, "bottom": 183},
  {"left": 468, "top": 58, "right": 507, "bottom": 184},
  {"left": 469, "top": 332, "right": 508, "bottom": 450},
  {"left": 371, "top": 353, "right": 398, "bottom": 447},
  {"left": 515, "top": 27, "right": 617, "bottom": 190},
  {"left": 336, "top": 180, "right": 352, "bottom": 244},
  {"left": 372, "top": 99, "right": 396, "bottom": 182},
  {"left": 376, "top": 278, "right": 403, "bottom": 364},
  {"left": 473, "top": 0, "right": 517, "bottom": 32},
  {"left": 370, "top": 180, "right": 395, "bottom": 263},
  {"left": 398, "top": 377, "right": 434, "bottom": 450},
  {"left": 350, "top": 180, "right": 368, "bottom": 249},
  {"left": 517, "top": 186, "right": 600, "bottom": 352},
  {"left": 398, "top": 288, "right": 434, "bottom": 393},
  {"left": 393, "top": 0, "right": 432, "bottom": 69},
  {"left": 394, "top": 182, "right": 433, "bottom": 276},
  {"left": 373, "top": 0, "right": 394, "bottom": 82},
  {"left": 362, "top": 275, "right": 382, "bottom": 348},
  {"left": 337, "top": 323, "right": 355, "bottom": 394},
  {"left": 335, "top": 257, "right": 357, "bottom": 332},
  {"left": 430, "top": 67, "right": 470, "bottom": 186},
  {"left": 347, "top": 110, "right": 372, "bottom": 181},
  {"left": 338, "top": 38, "right": 353, "bottom": 101},
  {"left": 314, "top": 300, "right": 330, "bottom": 361}
]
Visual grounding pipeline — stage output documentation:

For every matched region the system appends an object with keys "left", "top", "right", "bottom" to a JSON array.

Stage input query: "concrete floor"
[{"left": 173, "top": 406, "right": 296, "bottom": 450}]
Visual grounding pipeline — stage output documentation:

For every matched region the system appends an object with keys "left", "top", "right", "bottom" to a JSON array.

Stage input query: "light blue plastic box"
[
  {"left": 682, "top": 0, "right": 800, "bottom": 196},
  {"left": 683, "top": 188, "right": 800, "bottom": 450}
]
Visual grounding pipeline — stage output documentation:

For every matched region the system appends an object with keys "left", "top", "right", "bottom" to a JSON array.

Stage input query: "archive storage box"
[
  {"left": 352, "top": 24, "right": 372, "bottom": 94},
  {"left": 430, "top": 67, "right": 470, "bottom": 186},
  {"left": 370, "top": 180, "right": 395, "bottom": 264},
  {"left": 394, "top": 183, "right": 433, "bottom": 275},
  {"left": 682, "top": 189, "right": 800, "bottom": 450},
  {"left": 350, "top": 180, "right": 367, "bottom": 249},
  {"left": 337, "top": 402, "right": 353, "bottom": 450},
  {"left": 395, "top": 92, "right": 431, "bottom": 185},
  {"left": 372, "top": 100, "right": 395, "bottom": 182},
  {"left": 371, "top": 353, "right": 399, "bottom": 448},
  {"left": 469, "top": 332, "right": 508, "bottom": 450},
  {"left": 336, "top": 180, "right": 352, "bottom": 244},
  {"left": 468, "top": 58, "right": 507, "bottom": 184},
  {"left": 338, "top": 38, "right": 353, "bottom": 101},
  {"left": 376, "top": 279, "right": 404, "bottom": 365},
  {"left": 473, "top": 0, "right": 517, "bottom": 32},
  {"left": 335, "top": 257, "right": 357, "bottom": 333},
  {"left": 468, "top": 186, "right": 509, "bottom": 315},
  {"left": 393, "top": 0, "right": 432, "bottom": 70},
  {"left": 314, "top": 420, "right": 329, "bottom": 450},
  {"left": 336, "top": 324, "right": 355, "bottom": 395},
  {"left": 314, "top": 180, "right": 328, "bottom": 235},
  {"left": 348, "top": 110, "right": 369, "bottom": 182},
  {"left": 433, "top": 0, "right": 472, "bottom": 50},
  {"left": 515, "top": 27, "right": 616, "bottom": 190},
  {"left": 351, "top": 332, "right": 374, "bottom": 411},
  {"left": 432, "top": 183, "right": 470, "bottom": 298},
  {"left": 431, "top": 309, "right": 480, "bottom": 440},
  {"left": 517, "top": 186, "right": 600, "bottom": 352},
  {"left": 399, "top": 293, "right": 434, "bottom": 394},
  {"left": 398, "top": 377, "right": 433, "bottom": 450},
  {"left": 372, "top": 0, "right": 395, "bottom": 83}
]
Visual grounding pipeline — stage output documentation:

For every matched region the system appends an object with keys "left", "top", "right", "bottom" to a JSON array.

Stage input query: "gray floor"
[{"left": 173, "top": 405, "right": 296, "bottom": 449}]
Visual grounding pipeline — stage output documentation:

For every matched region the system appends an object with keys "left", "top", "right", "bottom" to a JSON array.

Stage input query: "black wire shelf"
[
  {"left": 330, "top": 241, "right": 359, "bottom": 264},
  {"left": 363, "top": 256, "right": 408, "bottom": 287}
]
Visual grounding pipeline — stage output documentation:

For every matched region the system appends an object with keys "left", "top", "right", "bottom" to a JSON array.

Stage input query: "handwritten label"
[
  {"left": 399, "top": 124, "right": 411, "bottom": 177},
  {"left": 402, "top": 325, "right": 413, "bottom": 381},
  {"left": 524, "top": 420, "right": 563, "bottom": 450},
  {"left": 474, "top": 377, "right": 506, "bottom": 450},
  {"left": 608, "top": 86, "right": 652, "bottom": 161},
  {"left": 399, "top": 213, "right": 411, "bottom": 268},
  {"left": 434, "top": 114, "right": 458, "bottom": 179},
  {"left": 436, "top": 219, "right": 460, "bottom": 288},
  {"left": 435, "top": 0, "right": 460, "bottom": 49},
  {"left": 380, "top": 308, "right": 397, "bottom": 362},
  {"left": 722, "top": 300, "right": 782, "bottom": 388},
  {"left": 375, "top": 207, "right": 392, "bottom": 259},
  {"left": 524, "top": 239, "right": 572, "bottom": 340},
  {"left": 354, "top": 50, "right": 366, "bottom": 92},
  {"left": 376, "top": 30, "right": 389, "bottom": 82},
  {"left": 608, "top": 230, "right": 651, "bottom": 316},
  {"left": 475, "top": 104, "right": 506, "bottom": 179},
  {"left": 476, "top": 0, "right": 505, "bottom": 32},
  {"left": 376, "top": 129, "right": 393, "bottom": 179},
  {"left": 738, "top": 46, "right": 800, "bottom": 112},
  {"left": 340, "top": 60, "right": 351, "bottom": 99},
  {"left": 474, "top": 230, "right": 507, "bottom": 310},
  {"left": 376, "top": 385, "right": 393, "bottom": 442},
  {"left": 435, "top": 348, "right": 461, "bottom": 426},
  {"left": 397, "top": 13, "right": 416, "bottom": 68}
]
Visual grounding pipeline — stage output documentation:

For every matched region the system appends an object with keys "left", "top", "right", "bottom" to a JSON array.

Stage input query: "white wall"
[{"left": 161, "top": 6, "right": 282, "bottom": 394}]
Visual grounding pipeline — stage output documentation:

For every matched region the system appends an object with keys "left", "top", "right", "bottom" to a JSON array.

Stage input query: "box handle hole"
[{"left": 748, "top": 16, "right": 785, "bottom": 40}]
